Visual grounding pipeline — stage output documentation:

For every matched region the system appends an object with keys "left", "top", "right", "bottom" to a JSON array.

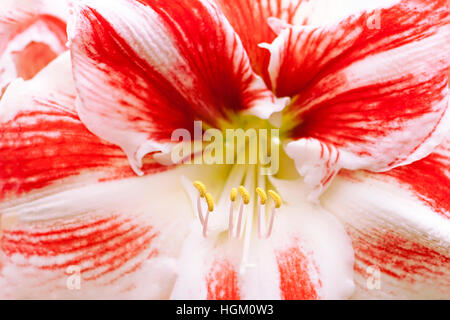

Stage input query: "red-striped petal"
[
  {"left": 69, "top": 0, "right": 283, "bottom": 175},
  {"left": 265, "top": 0, "right": 450, "bottom": 198},
  {"left": 215, "top": 0, "right": 307, "bottom": 86},
  {"left": 1, "top": 213, "right": 159, "bottom": 298},
  {"left": 0, "top": 0, "right": 68, "bottom": 92},
  {"left": 0, "top": 167, "right": 196, "bottom": 299},
  {"left": 215, "top": 0, "right": 396, "bottom": 85},
  {"left": 0, "top": 58, "right": 201, "bottom": 297},
  {"left": 0, "top": 55, "right": 217, "bottom": 298},
  {"left": 322, "top": 139, "right": 450, "bottom": 298},
  {"left": 0, "top": 53, "right": 165, "bottom": 203},
  {"left": 382, "top": 138, "right": 450, "bottom": 219}
]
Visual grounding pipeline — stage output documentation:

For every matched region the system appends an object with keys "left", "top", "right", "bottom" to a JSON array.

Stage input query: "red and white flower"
[
  {"left": 0, "top": 0, "right": 69, "bottom": 95},
  {"left": 0, "top": 0, "right": 448, "bottom": 299}
]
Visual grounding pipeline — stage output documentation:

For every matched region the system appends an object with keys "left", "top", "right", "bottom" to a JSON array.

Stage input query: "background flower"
[{"left": 0, "top": 0, "right": 68, "bottom": 95}]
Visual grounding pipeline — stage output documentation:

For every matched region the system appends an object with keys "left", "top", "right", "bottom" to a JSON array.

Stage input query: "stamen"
[
  {"left": 193, "top": 181, "right": 214, "bottom": 237},
  {"left": 234, "top": 186, "right": 250, "bottom": 239},
  {"left": 266, "top": 190, "right": 282, "bottom": 238},
  {"left": 256, "top": 188, "right": 267, "bottom": 238},
  {"left": 235, "top": 201, "right": 245, "bottom": 239},
  {"left": 256, "top": 187, "right": 267, "bottom": 205},
  {"left": 230, "top": 188, "right": 238, "bottom": 202},
  {"left": 193, "top": 180, "right": 283, "bottom": 240},
  {"left": 268, "top": 190, "right": 282, "bottom": 208},
  {"left": 229, "top": 188, "right": 237, "bottom": 239},
  {"left": 193, "top": 181, "right": 207, "bottom": 198},
  {"left": 205, "top": 193, "right": 215, "bottom": 212},
  {"left": 257, "top": 200, "right": 263, "bottom": 238},
  {"left": 202, "top": 192, "right": 214, "bottom": 237},
  {"left": 197, "top": 195, "right": 205, "bottom": 226},
  {"left": 265, "top": 205, "right": 276, "bottom": 239},
  {"left": 238, "top": 186, "right": 250, "bottom": 205},
  {"left": 193, "top": 181, "right": 207, "bottom": 225}
]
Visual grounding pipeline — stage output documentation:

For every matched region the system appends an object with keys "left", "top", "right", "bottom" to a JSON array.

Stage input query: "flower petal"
[
  {"left": 0, "top": 168, "right": 199, "bottom": 299},
  {"left": 0, "top": 53, "right": 200, "bottom": 299},
  {"left": 322, "top": 139, "right": 450, "bottom": 299},
  {"left": 215, "top": 0, "right": 307, "bottom": 85},
  {"left": 68, "top": 0, "right": 283, "bottom": 175},
  {"left": 216, "top": 0, "right": 397, "bottom": 84},
  {"left": 266, "top": 0, "right": 450, "bottom": 198},
  {"left": 0, "top": 0, "right": 68, "bottom": 92},
  {"left": 170, "top": 178, "right": 354, "bottom": 300},
  {"left": 381, "top": 138, "right": 450, "bottom": 219},
  {"left": 0, "top": 53, "right": 166, "bottom": 203}
]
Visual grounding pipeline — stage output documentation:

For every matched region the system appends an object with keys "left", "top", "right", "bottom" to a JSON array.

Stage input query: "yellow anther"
[
  {"left": 268, "top": 190, "right": 282, "bottom": 208},
  {"left": 193, "top": 181, "right": 207, "bottom": 198},
  {"left": 238, "top": 186, "right": 250, "bottom": 205},
  {"left": 256, "top": 187, "right": 267, "bottom": 205},
  {"left": 205, "top": 193, "right": 215, "bottom": 212},
  {"left": 230, "top": 188, "right": 238, "bottom": 202}
]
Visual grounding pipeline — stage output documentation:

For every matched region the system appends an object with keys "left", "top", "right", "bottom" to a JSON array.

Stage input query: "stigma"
[{"left": 193, "top": 181, "right": 282, "bottom": 239}]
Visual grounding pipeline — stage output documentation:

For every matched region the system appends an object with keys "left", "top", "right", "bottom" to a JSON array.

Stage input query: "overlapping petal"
[
  {"left": 263, "top": 0, "right": 450, "bottom": 198},
  {"left": 0, "top": 168, "right": 200, "bottom": 299},
  {"left": 0, "top": 0, "right": 68, "bottom": 93},
  {"left": 171, "top": 178, "right": 354, "bottom": 300},
  {"left": 215, "top": 0, "right": 307, "bottom": 85},
  {"left": 0, "top": 54, "right": 201, "bottom": 299},
  {"left": 216, "top": 0, "right": 397, "bottom": 85},
  {"left": 69, "top": 0, "right": 285, "bottom": 175},
  {"left": 322, "top": 139, "right": 450, "bottom": 299},
  {"left": 0, "top": 53, "right": 166, "bottom": 203}
]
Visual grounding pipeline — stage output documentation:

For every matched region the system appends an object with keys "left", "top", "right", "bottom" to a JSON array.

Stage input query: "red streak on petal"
[
  {"left": 216, "top": 0, "right": 307, "bottom": 86},
  {"left": 275, "top": 0, "right": 449, "bottom": 170},
  {"left": 77, "top": 7, "right": 198, "bottom": 138},
  {"left": 72, "top": 0, "right": 277, "bottom": 147},
  {"left": 206, "top": 260, "right": 241, "bottom": 300},
  {"left": 382, "top": 151, "right": 450, "bottom": 219},
  {"left": 353, "top": 230, "right": 450, "bottom": 282},
  {"left": 1, "top": 214, "right": 159, "bottom": 281},
  {"left": 276, "top": 245, "right": 320, "bottom": 300},
  {"left": 0, "top": 98, "right": 165, "bottom": 201},
  {"left": 106, "top": 248, "right": 158, "bottom": 286},
  {"left": 291, "top": 74, "right": 448, "bottom": 153}
]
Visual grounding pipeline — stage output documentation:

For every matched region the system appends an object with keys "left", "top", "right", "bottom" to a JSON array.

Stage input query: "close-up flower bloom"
[{"left": 0, "top": 0, "right": 448, "bottom": 300}]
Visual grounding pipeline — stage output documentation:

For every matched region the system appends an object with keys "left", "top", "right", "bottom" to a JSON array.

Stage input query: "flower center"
[
  {"left": 178, "top": 115, "right": 299, "bottom": 272},
  {"left": 171, "top": 115, "right": 299, "bottom": 177}
]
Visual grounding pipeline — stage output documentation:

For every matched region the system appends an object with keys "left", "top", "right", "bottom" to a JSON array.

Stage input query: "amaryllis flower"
[
  {"left": 0, "top": 0, "right": 448, "bottom": 300},
  {"left": 0, "top": 0, "right": 68, "bottom": 95}
]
